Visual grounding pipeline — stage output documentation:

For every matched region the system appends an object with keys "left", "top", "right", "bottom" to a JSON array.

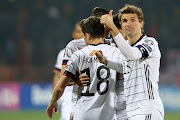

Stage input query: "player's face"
[
  {"left": 121, "top": 13, "right": 143, "bottom": 38},
  {"left": 72, "top": 25, "right": 84, "bottom": 39}
]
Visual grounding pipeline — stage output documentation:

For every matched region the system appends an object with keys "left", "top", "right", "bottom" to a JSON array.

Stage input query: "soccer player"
[
  {"left": 52, "top": 22, "right": 84, "bottom": 120},
  {"left": 47, "top": 16, "right": 121, "bottom": 120},
  {"left": 94, "top": 4, "right": 164, "bottom": 120},
  {"left": 53, "top": 7, "right": 113, "bottom": 120},
  {"left": 79, "top": 12, "right": 129, "bottom": 120}
]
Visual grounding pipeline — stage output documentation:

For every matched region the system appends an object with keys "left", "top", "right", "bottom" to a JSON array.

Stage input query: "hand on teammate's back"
[
  {"left": 79, "top": 74, "right": 90, "bottom": 86},
  {"left": 90, "top": 50, "right": 108, "bottom": 66}
]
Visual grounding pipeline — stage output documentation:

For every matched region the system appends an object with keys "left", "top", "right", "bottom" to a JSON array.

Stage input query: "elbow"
[
  {"left": 126, "top": 56, "right": 135, "bottom": 61},
  {"left": 126, "top": 54, "right": 138, "bottom": 61}
]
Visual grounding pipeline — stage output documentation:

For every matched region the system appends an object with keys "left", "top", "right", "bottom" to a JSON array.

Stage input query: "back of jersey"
[{"left": 65, "top": 44, "right": 120, "bottom": 120}]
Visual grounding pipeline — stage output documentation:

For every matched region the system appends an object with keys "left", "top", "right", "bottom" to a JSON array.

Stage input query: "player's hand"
[
  {"left": 79, "top": 74, "right": 90, "bottom": 86},
  {"left": 46, "top": 101, "right": 58, "bottom": 118},
  {"left": 100, "top": 10, "right": 115, "bottom": 30},
  {"left": 73, "top": 70, "right": 83, "bottom": 86},
  {"left": 90, "top": 50, "right": 108, "bottom": 66}
]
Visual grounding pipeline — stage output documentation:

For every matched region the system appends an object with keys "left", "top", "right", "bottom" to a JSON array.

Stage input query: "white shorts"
[{"left": 59, "top": 86, "right": 73, "bottom": 120}]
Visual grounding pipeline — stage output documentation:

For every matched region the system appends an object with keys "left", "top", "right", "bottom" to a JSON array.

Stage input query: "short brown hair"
[
  {"left": 119, "top": 4, "right": 144, "bottom": 32},
  {"left": 80, "top": 16, "right": 104, "bottom": 39},
  {"left": 91, "top": 7, "right": 110, "bottom": 18}
]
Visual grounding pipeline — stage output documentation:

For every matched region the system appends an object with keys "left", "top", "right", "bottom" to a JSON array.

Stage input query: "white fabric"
[
  {"left": 63, "top": 38, "right": 86, "bottom": 61},
  {"left": 55, "top": 49, "right": 65, "bottom": 70},
  {"left": 59, "top": 86, "right": 73, "bottom": 120},
  {"left": 113, "top": 33, "right": 142, "bottom": 60},
  {"left": 106, "top": 35, "right": 164, "bottom": 120},
  {"left": 60, "top": 38, "right": 86, "bottom": 120},
  {"left": 54, "top": 48, "right": 72, "bottom": 120},
  {"left": 66, "top": 44, "right": 120, "bottom": 120}
]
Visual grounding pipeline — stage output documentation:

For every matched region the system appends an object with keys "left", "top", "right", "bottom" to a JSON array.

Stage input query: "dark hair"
[
  {"left": 80, "top": 16, "right": 104, "bottom": 39},
  {"left": 91, "top": 7, "right": 110, "bottom": 17},
  {"left": 113, "top": 13, "right": 121, "bottom": 29}
]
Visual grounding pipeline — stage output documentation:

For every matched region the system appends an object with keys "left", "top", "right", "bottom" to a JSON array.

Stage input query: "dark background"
[{"left": 0, "top": 0, "right": 180, "bottom": 85}]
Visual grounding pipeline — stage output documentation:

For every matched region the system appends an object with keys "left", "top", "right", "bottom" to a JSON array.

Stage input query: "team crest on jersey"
[
  {"left": 145, "top": 39, "right": 154, "bottom": 45},
  {"left": 142, "top": 43, "right": 152, "bottom": 52}
]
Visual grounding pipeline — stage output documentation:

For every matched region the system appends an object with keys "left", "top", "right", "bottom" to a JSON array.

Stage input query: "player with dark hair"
[
  {"left": 47, "top": 16, "right": 121, "bottom": 120},
  {"left": 91, "top": 7, "right": 110, "bottom": 18}
]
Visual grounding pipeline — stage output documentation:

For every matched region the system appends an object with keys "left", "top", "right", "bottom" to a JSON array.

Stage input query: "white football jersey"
[
  {"left": 55, "top": 49, "right": 65, "bottom": 70},
  {"left": 109, "top": 34, "right": 164, "bottom": 119},
  {"left": 115, "top": 72, "right": 128, "bottom": 120},
  {"left": 62, "top": 38, "right": 86, "bottom": 65},
  {"left": 64, "top": 44, "right": 120, "bottom": 120},
  {"left": 54, "top": 48, "right": 73, "bottom": 120},
  {"left": 61, "top": 38, "right": 86, "bottom": 119}
]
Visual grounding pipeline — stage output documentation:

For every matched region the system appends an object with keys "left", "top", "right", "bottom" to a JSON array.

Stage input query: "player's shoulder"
[
  {"left": 72, "top": 45, "right": 87, "bottom": 56},
  {"left": 59, "top": 48, "right": 65, "bottom": 55},
  {"left": 142, "top": 35, "right": 158, "bottom": 46},
  {"left": 69, "top": 38, "right": 85, "bottom": 45},
  {"left": 66, "top": 38, "right": 85, "bottom": 49},
  {"left": 104, "top": 44, "right": 119, "bottom": 52}
]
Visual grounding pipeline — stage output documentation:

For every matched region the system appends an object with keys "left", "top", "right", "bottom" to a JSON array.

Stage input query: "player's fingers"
[
  {"left": 52, "top": 108, "right": 58, "bottom": 114},
  {"left": 109, "top": 10, "right": 113, "bottom": 16},
  {"left": 79, "top": 74, "right": 89, "bottom": 79},
  {"left": 80, "top": 77, "right": 90, "bottom": 82},
  {"left": 90, "top": 50, "right": 97, "bottom": 56},
  {"left": 82, "top": 83, "right": 88, "bottom": 86},
  {"left": 54, "top": 108, "right": 58, "bottom": 114},
  {"left": 46, "top": 108, "right": 52, "bottom": 118},
  {"left": 81, "top": 80, "right": 89, "bottom": 84},
  {"left": 95, "top": 52, "right": 102, "bottom": 59}
]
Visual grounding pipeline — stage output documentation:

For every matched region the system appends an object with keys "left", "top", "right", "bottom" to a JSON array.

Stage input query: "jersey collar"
[
  {"left": 131, "top": 34, "right": 145, "bottom": 46},
  {"left": 89, "top": 43, "right": 104, "bottom": 46}
]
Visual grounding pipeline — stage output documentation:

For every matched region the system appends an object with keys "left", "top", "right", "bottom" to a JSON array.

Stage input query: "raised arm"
[
  {"left": 101, "top": 10, "right": 142, "bottom": 60},
  {"left": 90, "top": 50, "right": 123, "bottom": 73}
]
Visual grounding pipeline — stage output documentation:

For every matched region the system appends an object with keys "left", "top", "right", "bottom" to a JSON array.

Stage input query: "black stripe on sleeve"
[
  {"left": 62, "top": 60, "right": 68, "bottom": 65},
  {"left": 63, "top": 70, "right": 75, "bottom": 80}
]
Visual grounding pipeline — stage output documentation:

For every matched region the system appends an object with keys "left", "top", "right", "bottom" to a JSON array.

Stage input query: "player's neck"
[
  {"left": 89, "top": 38, "right": 104, "bottom": 45},
  {"left": 127, "top": 32, "right": 142, "bottom": 45}
]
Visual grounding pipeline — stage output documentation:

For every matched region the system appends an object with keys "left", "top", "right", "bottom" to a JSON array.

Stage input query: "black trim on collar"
[
  {"left": 131, "top": 34, "right": 145, "bottom": 46},
  {"left": 89, "top": 43, "right": 104, "bottom": 46}
]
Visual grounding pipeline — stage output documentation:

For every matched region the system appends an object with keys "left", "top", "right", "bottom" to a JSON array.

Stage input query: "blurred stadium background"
[{"left": 0, "top": 0, "right": 180, "bottom": 120}]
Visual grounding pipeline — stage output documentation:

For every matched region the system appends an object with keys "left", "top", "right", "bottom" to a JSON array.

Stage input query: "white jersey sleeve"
[
  {"left": 135, "top": 36, "right": 159, "bottom": 59},
  {"left": 54, "top": 49, "right": 65, "bottom": 70},
  {"left": 106, "top": 50, "right": 124, "bottom": 73},
  {"left": 63, "top": 52, "right": 79, "bottom": 80},
  {"left": 113, "top": 33, "right": 142, "bottom": 60}
]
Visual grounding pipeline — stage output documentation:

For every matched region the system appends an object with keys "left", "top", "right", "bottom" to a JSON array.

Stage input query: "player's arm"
[
  {"left": 52, "top": 69, "right": 61, "bottom": 89},
  {"left": 90, "top": 50, "right": 123, "bottom": 73},
  {"left": 101, "top": 10, "right": 142, "bottom": 60},
  {"left": 60, "top": 64, "right": 74, "bottom": 86},
  {"left": 47, "top": 75, "right": 72, "bottom": 118}
]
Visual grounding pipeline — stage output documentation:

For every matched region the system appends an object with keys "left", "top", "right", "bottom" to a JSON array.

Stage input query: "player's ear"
[
  {"left": 140, "top": 21, "right": 144, "bottom": 28},
  {"left": 85, "top": 33, "right": 91, "bottom": 40}
]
